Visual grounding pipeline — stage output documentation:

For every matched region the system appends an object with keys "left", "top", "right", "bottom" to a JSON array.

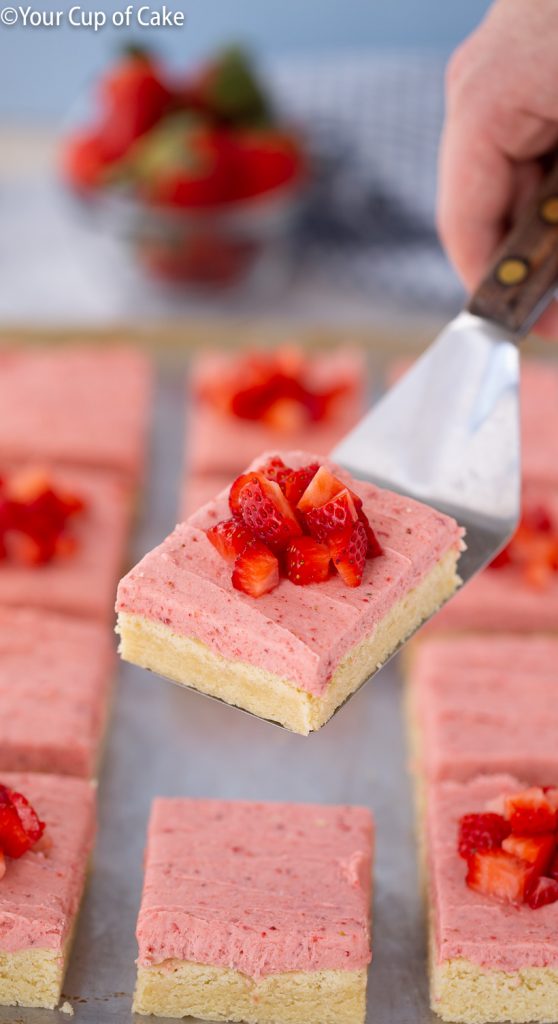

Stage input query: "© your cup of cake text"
[{"left": 0, "top": 3, "right": 185, "bottom": 29}]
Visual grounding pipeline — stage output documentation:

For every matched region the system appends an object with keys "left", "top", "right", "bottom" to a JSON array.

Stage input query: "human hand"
[{"left": 438, "top": 0, "right": 558, "bottom": 337}]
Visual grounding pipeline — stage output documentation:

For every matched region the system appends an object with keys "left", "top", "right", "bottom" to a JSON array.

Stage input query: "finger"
[
  {"left": 439, "top": 104, "right": 558, "bottom": 289},
  {"left": 437, "top": 114, "right": 515, "bottom": 291}
]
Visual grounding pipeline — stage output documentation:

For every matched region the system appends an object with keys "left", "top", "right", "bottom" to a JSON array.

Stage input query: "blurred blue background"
[{"left": 1, "top": 0, "right": 491, "bottom": 122}]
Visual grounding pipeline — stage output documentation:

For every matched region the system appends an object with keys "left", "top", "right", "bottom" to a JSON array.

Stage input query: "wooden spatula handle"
[{"left": 468, "top": 153, "right": 558, "bottom": 336}]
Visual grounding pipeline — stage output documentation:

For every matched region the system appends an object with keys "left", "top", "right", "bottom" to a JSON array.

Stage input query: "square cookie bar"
[
  {"left": 117, "top": 452, "right": 463, "bottom": 733},
  {"left": 0, "top": 466, "right": 131, "bottom": 621},
  {"left": 0, "top": 345, "right": 152, "bottom": 485},
  {"left": 0, "top": 607, "right": 114, "bottom": 777},
  {"left": 133, "top": 798, "right": 373, "bottom": 1024},
  {"left": 0, "top": 772, "right": 96, "bottom": 1008},
  {"left": 407, "top": 634, "right": 558, "bottom": 788},
  {"left": 427, "top": 775, "right": 558, "bottom": 1023}
]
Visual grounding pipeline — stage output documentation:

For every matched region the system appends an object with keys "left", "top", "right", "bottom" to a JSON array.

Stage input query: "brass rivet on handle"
[
  {"left": 540, "top": 197, "right": 558, "bottom": 224},
  {"left": 495, "top": 257, "right": 529, "bottom": 286}
]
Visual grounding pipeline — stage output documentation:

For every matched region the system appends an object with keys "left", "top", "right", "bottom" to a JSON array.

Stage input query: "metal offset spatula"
[{"left": 334, "top": 159, "right": 558, "bottom": 617}]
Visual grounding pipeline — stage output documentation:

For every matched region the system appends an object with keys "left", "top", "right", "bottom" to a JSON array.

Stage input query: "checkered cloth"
[{"left": 268, "top": 52, "right": 464, "bottom": 314}]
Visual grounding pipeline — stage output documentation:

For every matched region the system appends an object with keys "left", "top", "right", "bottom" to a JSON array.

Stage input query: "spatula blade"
[{"left": 332, "top": 312, "right": 520, "bottom": 580}]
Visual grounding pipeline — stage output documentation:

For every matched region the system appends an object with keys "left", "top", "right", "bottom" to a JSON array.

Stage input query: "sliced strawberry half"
[
  {"left": 228, "top": 472, "right": 254, "bottom": 517},
  {"left": 458, "top": 813, "right": 511, "bottom": 860},
  {"left": 504, "top": 787, "right": 558, "bottom": 835},
  {"left": 297, "top": 465, "right": 345, "bottom": 512},
  {"left": 8, "top": 790, "right": 44, "bottom": 846},
  {"left": 466, "top": 848, "right": 537, "bottom": 905},
  {"left": 237, "top": 473, "right": 301, "bottom": 551},
  {"left": 232, "top": 541, "right": 279, "bottom": 598},
  {"left": 283, "top": 464, "right": 319, "bottom": 506},
  {"left": 527, "top": 876, "right": 558, "bottom": 909},
  {"left": 206, "top": 518, "right": 252, "bottom": 563},
  {"left": 502, "top": 833, "right": 555, "bottom": 874},
  {"left": 286, "top": 536, "right": 331, "bottom": 586},
  {"left": 305, "top": 488, "right": 358, "bottom": 544},
  {"left": 358, "top": 509, "right": 383, "bottom": 559},
  {"left": 329, "top": 520, "right": 368, "bottom": 587}
]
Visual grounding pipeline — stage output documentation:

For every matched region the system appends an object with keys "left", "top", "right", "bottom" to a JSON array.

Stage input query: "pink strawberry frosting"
[
  {"left": 0, "top": 772, "right": 96, "bottom": 954},
  {"left": 428, "top": 775, "right": 558, "bottom": 971},
  {"left": 0, "top": 346, "right": 151, "bottom": 484},
  {"left": 136, "top": 798, "right": 373, "bottom": 976},
  {"left": 411, "top": 634, "right": 558, "bottom": 784},
  {"left": 116, "top": 451, "right": 463, "bottom": 696},
  {"left": 0, "top": 466, "right": 131, "bottom": 622},
  {"left": 0, "top": 608, "right": 114, "bottom": 777}
]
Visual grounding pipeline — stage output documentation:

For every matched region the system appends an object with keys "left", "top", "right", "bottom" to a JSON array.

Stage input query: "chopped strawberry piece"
[
  {"left": 297, "top": 465, "right": 345, "bottom": 512},
  {"left": 502, "top": 833, "right": 555, "bottom": 874},
  {"left": 206, "top": 518, "right": 252, "bottom": 562},
  {"left": 0, "top": 803, "right": 29, "bottom": 858},
  {"left": 259, "top": 456, "right": 292, "bottom": 490},
  {"left": 0, "top": 785, "right": 45, "bottom": 860},
  {"left": 488, "top": 503, "right": 558, "bottom": 586},
  {"left": 329, "top": 520, "right": 368, "bottom": 587},
  {"left": 5, "top": 468, "right": 51, "bottom": 503},
  {"left": 7, "top": 530, "right": 60, "bottom": 565},
  {"left": 523, "top": 505, "right": 553, "bottom": 534},
  {"left": 527, "top": 876, "right": 558, "bottom": 910},
  {"left": 505, "top": 787, "right": 558, "bottom": 835},
  {"left": 305, "top": 489, "right": 358, "bottom": 543},
  {"left": 237, "top": 473, "right": 301, "bottom": 551},
  {"left": 458, "top": 813, "right": 511, "bottom": 860},
  {"left": 283, "top": 464, "right": 319, "bottom": 506},
  {"left": 286, "top": 536, "right": 331, "bottom": 585},
  {"left": 358, "top": 509, "right": 383, "bottom": 559},
  {"left": 489, "top": 546, "right": 513, "bottom": 569},
  {"left": 466, "top": 849, "right": 537, "bottom": 905},
  {"left": 0, "top": 850, "right": 5, "bottom": 881},
  {"left": 228, "top": 472, "right": 254, "bottom": 517},
  {"left": 8, "top": 790, "right": 44, "bottom": 846},
  {"left": 542, "top": 787, "right": 558, "bottom": 811},
  {"left": 232, "top": 541, "right": 279, "bottom": 598},
  {"left": 263, "top": 398, "right": 307, "bottom": 433}
]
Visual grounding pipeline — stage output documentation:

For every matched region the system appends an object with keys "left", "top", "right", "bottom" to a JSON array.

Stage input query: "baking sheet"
[{"left": 0, "top": 364, "right": 436, "bottom": 1024}]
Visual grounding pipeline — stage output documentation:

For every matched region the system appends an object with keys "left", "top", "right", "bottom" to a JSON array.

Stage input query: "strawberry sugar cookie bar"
[
  {"left": 0, "top": 607, "right": 114, "bottom": 777},
  {"left": 182, "top": 347, "right": 366, "bottom": 517},
  {"left": 407, "top": 634, "right": 558, "bottom": 789},
  {"left": 133, "top": 798, "right": 373, "bottom": 1023},
  {"left": 428, "top": 774, "right": 558, "bottom": 1023},
  {"left": 116, "top": 452, "right": 464, "bottom": 733},
  {"left": 0, "top": 772, "right": 96, "bottom": 1008},
  {"left": 0, "top": 466, "right": 131, "bottom": 621},
  {"left": 0, "top": 345, "right": 152, "bottom": 486}
]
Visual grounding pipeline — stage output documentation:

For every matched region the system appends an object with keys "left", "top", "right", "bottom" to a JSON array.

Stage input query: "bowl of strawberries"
[{"left": 62, "top": 45, "right": 308, "bottom": 287}]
